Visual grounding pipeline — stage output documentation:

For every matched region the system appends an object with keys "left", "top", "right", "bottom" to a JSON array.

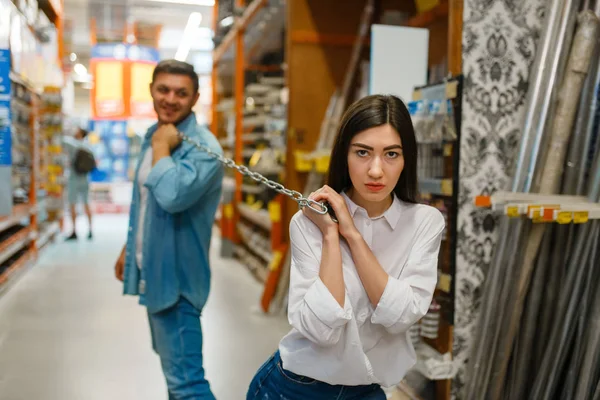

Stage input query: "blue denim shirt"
[{"left": 122, "top": 113, "right": 224, "bottom": 314}]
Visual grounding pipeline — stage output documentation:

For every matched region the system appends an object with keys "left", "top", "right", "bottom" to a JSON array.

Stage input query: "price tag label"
[
  {"left": 441, "top": 179, "right": 453, "bottom": 196},
  {"left": 269, "top": 250, "right": 283, "bottom": 271},
  {"left": 443, "top": 144, "right": 453, "bottom": 157},
  {"left": 223, "top": 204, "right": 234, "bottom": 219},
  {"left": 437, "top": 273, "right": 452, "bottom": 293},
  {"left": 506, "top": 206, "right": 520, "bottom": 217},
  {"left": 268, "top": 201, "right": 281, "bottom": 223},
  {"left": 556, "top": 211, "right": 572, "bottom": 224},
  {"left": 573, "top": 211, "right": 589, "bottom": 224},
  {"left": 532, "top": 210, "right": 545, "bottom": 223},
  {"left": 294, "top": 151, "right": 313, "bottom": 172}
]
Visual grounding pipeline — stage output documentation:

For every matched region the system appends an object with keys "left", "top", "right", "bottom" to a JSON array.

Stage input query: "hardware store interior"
[{"left": 1, "top": 0, "right": 600, "bottom": 399}]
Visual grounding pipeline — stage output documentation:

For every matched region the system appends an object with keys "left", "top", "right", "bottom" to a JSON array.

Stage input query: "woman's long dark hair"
[{"left": 326, "top": 94, "right": 419, "bottom": 204}]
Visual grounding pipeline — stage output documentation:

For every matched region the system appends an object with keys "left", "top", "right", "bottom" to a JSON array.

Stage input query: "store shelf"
[
  {"left": 224, "top": 177, "right": 267, "bottom": 195},
  {"left": 413, "top": 343, "right": 457, "bottom": 381},
  {"left": 9, "top": 71, "right": 37, "bottom": 92},
  {"left": 238, "top": 222, "right": 273, "bottom": 263},
  {"left": 0, "top": 205, "right": 33, "bottom": 232},
  {"left": 406, "top": 1, "right": 449, "bottom": 28},
  {"left": 233, "top": 244, "right": 270, "bottom": 283},
  {"left": 419, "top": 178, "right": 453, "bottom": 196},
  {"left": 0, "top": 248, "right": 35, "bottom": 292},
  {"left": 0, "top": 227, "right": 33, "bottom": 266},
  {"left": 37, "top": 221, "right": 60, "bottom": 250},
  {"left": 238, "top": 203, "right": 272, "bottom": 231}
]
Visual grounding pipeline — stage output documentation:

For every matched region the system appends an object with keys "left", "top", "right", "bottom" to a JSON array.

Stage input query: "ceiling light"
[
  {"left": 220, "top": 16, "right": 234, "bottom": 27},
  {"left": 69, "top": 53, "right": 77, "bottom": 62},
  {"left": 143, "top": 0, "right": 214, "bottom": 5},
  {"left": 73, "top": 63, "right": 87, "bottom": 76},
  {"left": 175, "top": 12, "right": 203, "bottom": 61}
]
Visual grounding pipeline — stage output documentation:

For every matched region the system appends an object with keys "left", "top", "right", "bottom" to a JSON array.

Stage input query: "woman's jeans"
[{"left": 247, "top": 350, "right": 386, "bottom": 400}]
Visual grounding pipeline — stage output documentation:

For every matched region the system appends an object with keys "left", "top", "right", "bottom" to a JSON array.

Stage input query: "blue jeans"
[
  {"left": 247, "top": 350, "right": 386, "bottom": 400},
  {"left": 148, "top": 297, "right": 215, "bottom": 400}
]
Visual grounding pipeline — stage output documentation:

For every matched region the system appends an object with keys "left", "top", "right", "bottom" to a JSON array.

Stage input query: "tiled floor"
[{"left": 0, "top": 215, "right": 290, "bottom": 400}]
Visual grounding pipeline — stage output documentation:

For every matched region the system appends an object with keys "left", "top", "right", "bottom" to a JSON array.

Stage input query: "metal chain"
[{"left": 178, "top": 133, "right": 329, "bottom": 215}]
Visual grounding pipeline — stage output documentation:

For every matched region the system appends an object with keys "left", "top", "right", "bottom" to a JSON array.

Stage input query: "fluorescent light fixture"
[
  {"left": 73, "top": 63, "right": 87, "bottom": 76},
  {"left": 175, "top": 12, "right": 203, "bottom": 61},
  {"left": 143, "top": 0, "right": 214, "bottom": 5},
  {"left": 69, "top": 52, "right": 77, "bottom": 62}
]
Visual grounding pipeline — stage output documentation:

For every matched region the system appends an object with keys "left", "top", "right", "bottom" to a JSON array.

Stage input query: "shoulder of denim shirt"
[{"left": 188, "top": 123, "right": 224, "bottom": 157}]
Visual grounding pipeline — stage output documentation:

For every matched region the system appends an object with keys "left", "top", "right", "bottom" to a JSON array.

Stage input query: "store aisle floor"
[{"left": 0, "top": 215, "right": 290, "bottom": 400}]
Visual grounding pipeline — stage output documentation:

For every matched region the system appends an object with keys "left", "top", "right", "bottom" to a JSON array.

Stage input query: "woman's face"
[{"left": 347, "top": 123, "right": 404, "bottom": 206}]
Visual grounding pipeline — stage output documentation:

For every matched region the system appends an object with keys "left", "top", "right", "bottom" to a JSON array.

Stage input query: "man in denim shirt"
[{"left": 114, "top": 60, "right": 223, "bottom": 399}]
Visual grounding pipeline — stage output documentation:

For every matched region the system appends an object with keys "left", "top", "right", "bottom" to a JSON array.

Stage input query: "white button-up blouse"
[{"left": 278, "top": 192, "right": 445, "bottom": 387}]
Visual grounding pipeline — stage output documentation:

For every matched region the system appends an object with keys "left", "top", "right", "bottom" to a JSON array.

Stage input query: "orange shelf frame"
[{"left": 406, "top": 1, "right": 449, "bottom": 28}]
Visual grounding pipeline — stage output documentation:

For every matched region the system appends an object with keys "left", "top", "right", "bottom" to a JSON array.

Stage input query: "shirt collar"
[
  {"left": 145, "top": 112, "right": 197, "bottom": 139},
  {"left": 342, "top": 191, "right": 402, "bottom": 230}
]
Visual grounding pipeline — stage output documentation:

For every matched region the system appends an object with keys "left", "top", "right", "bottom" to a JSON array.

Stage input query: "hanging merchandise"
[
  {"left": 420, "top": 300, "right": 441, "bottom": 340},
  {"left": 409, "top": 323, "right": 421, "bottom": 348},
  {"left": 408, "top": 100, "right": 431, "bottom": 143}
]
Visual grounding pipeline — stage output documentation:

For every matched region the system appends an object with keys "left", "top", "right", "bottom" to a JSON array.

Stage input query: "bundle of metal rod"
[
  {"left": 493, "top": 10, "right": 600, "bottom": 400},
  {"left": 461, "top": 0, "right": 580, "bottom": 397},
  {"left": 462, "top": 3, "right": 600, "bottom": 399}
]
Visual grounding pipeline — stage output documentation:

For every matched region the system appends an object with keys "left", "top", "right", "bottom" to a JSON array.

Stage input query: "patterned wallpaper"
[{"left": 453, "top": 0, "right": 547, "bottom": 397}]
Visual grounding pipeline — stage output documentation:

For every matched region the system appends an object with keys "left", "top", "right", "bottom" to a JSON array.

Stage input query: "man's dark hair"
[
  {"left": 152, "top": 59, "right": 199, "bottom": 93},
  {"left": 78, "top": 128, "right": 89, "bottom": 139}
]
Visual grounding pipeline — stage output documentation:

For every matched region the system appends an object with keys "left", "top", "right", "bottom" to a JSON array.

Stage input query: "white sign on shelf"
[{"left": 369, "top": 24, "right": 429, "bottom": 104}]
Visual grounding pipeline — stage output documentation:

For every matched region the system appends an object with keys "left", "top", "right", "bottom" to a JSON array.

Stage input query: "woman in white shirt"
[{"left": 246, "top": 94, "right": 445, "bottom": 399}]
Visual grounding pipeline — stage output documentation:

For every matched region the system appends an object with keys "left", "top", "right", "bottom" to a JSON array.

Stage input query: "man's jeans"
[{"left": 148, "top": 297, "right": 215, "bottom": 400}]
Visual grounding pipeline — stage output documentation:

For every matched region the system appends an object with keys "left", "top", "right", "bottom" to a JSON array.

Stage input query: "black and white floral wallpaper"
[{"left": 453, "top": 0, "right": 547, "bottom": 398}]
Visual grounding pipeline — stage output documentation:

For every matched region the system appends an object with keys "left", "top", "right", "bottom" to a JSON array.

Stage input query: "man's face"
[
  {"left": 150, "top": 73, "right": 199, "bottom": 125},
  {"left": 75, "top": 129, "right": 84, "bottom": 140}
]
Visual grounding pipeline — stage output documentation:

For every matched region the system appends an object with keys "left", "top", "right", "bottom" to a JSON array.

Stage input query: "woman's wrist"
[
  {"left": 322, "top": 229, "right": 340, "bottom": 244},
  {"left": 342, "top": 228, "right": 362, "bottom": 244}
]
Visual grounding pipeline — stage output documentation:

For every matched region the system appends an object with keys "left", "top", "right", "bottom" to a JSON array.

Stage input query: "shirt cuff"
[
  {"left": 145, "top": 156, "right": 175, "bottom": 189},
  {"left": 371, "top": 276, "right": 410, "bottom": 327},
  {"left": 304, "top": 278, "right": 353, "bottom": 329}
]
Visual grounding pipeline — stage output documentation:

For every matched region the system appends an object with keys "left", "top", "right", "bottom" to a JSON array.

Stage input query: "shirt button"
[
  {"left": 129, "top": 227, "right": 133, "bottom": 232},
  {"left": 366, "top": 220, "right": 371, "bottom": 226}
]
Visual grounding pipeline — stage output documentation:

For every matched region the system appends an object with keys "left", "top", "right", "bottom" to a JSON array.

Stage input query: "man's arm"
[
  {"left": 115, "top": 244, "right": 126, "bottom": 281},
  {"left": 146, "top": 124, "right": 224, "bottom": 213}
]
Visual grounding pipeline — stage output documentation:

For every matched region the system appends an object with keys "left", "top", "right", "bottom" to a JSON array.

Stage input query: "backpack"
[{"left": 73, "top": 147, "right": 96, "bottom": 174}]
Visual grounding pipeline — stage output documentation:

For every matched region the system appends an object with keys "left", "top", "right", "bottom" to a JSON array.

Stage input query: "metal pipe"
[
  {"left": 510, "top": 229, "right": 552, "bottom": 400},
  {"left": 460, "top": 219, "right": 518, "bottom": 398},
  {"left": 512, "top": 0, "right": 579, "bottom": 193},
  {"left": 538, "top": 11, "right": 600, "bottom": 195},
  {"left": 480, "top": 227, "right": 528, "bottom": 397},
  {"left": 588, "top": 129, "right": 600, "bottom": 200},
  {"left": 563, "top": 226, "right": 600, "bottom": 398},
  {"left": 533, "top": 226, "right": 566, "bottom": 368},
  {"left": 574, "top": 275, "right": 600, "bottom": 399},
  {"left": 563, "top": 44, "right": 600, "bottom": 195},
  {"left": 529, "top": 221, "right": 600, "bottom": 399}
]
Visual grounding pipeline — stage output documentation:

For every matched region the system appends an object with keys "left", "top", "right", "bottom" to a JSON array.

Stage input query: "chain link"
[{"left": 178, "top": 133, "right": 329, "bottom": 215}]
